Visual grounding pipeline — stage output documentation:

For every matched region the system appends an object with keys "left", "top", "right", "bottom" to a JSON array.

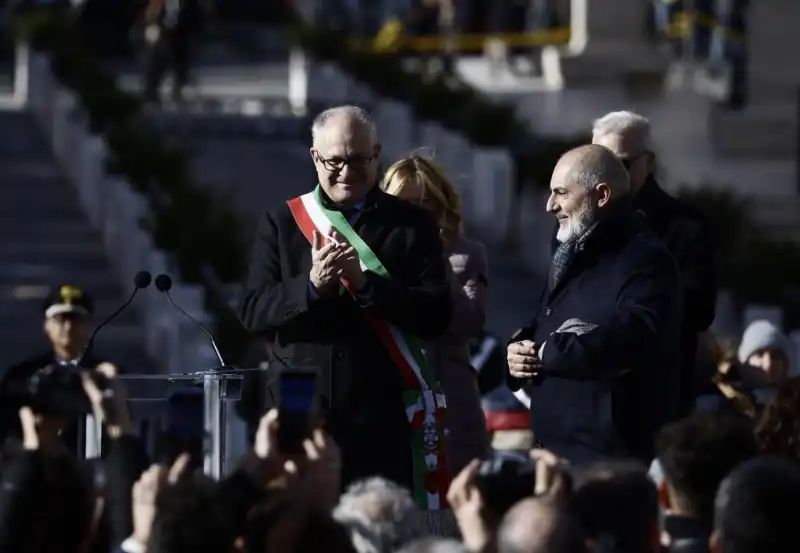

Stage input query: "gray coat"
[{"left": 425, "top": 235, "right": 490, "bottom": 474}]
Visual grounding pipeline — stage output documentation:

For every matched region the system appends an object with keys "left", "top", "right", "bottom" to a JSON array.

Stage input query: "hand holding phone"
[{"left": 277, "top": 371, "right": 318, "bottom": 455}]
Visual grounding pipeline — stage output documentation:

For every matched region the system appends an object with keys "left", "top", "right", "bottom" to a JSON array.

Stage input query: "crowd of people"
[{"left": 1, "top": 104, "right": 798, "bottom": 553}]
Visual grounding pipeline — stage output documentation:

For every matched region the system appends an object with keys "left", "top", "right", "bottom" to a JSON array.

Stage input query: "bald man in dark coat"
[{"left": 507, "top": 145, "right": 683, "bottom": 464}]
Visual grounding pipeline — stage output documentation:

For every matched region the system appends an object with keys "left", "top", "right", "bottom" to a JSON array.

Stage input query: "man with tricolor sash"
[{"left": 236, "top": 105, "right": 453, "bottom": 510}]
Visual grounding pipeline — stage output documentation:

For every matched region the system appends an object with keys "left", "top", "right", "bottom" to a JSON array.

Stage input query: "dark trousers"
[{"left": 143, "top": 21, "right": 194, "bottom": 101}]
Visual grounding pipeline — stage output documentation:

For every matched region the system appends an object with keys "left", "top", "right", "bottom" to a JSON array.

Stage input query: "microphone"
[
  {"left": 82, "top": 271, "right": 152, "bottom": 362},
  {"left": 154, "top": 274, "right": 226, "bottom": 367}
]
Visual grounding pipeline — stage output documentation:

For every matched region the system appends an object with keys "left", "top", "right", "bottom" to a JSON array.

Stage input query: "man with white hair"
[
  {"left": 334, "top": 477, "right": 427, "bottom": 553},
  {"left": 237, "top": 105, "right": 452, "bottom": 508},
  {"left": 592, "top": 110, "right": 717, "bottom": 417},
  {"left": 507, "top": 145, "right": 682, "bottom": 464}
]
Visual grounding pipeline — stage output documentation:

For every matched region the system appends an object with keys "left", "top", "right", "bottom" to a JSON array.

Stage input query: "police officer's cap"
[{"left": 42, "top": 284, "right": 94, "bottom": 319}]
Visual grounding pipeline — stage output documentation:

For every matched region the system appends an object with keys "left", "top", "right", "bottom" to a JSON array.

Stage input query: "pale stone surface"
[
  {"left": 375, "top": 99, "right": 414, "bottom": 164},
  {"left": 559, "top": 0, "right": 669, "bottom": 84},
  {"left": 471, "top": 148, "right": 514, "bottom": 245},
  {"left": 706, "top": 0, "right": 800, "bottom": 166}
]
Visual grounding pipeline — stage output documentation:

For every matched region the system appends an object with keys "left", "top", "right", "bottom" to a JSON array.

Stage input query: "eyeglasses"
[
  {"left": 619, "top": 152, "right": 649, "bottom": 170},
  {"left": 315, "top": 151, "right": 375, "bottom": 171}
]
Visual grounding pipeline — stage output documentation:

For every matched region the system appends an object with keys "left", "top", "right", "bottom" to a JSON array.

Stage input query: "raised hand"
[
  {"left": 309, "top": 230, "right": 346, "bottom": 296},
  {"left": 302, "top": 428, "right": 342, "bottom": 513},
  {"left": 447, "top": 459, "right": 490, "bottom": 552},
  {"left": 130, "top": 455, "right": 191, "bottom": 548},
  {"left": 80, "top": 362, "right": 134, "bottom": 438},
  {"left": 530, "top": 448, "right": 571, "bottom": 507},
  {"left": 329, "top": 230, "right": 365, "bottom": 289}
]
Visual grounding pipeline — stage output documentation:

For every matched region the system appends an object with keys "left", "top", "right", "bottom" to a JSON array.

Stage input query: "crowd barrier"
[{"left": 22, "top": 47, "right": 250, "bottom": 474}]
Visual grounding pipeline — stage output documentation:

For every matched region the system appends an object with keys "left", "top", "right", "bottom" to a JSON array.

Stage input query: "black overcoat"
[
  {"left": 237, "top": 186, "right": 451, "bottom": 489},
  {"left": 511, "top": 201, "right": 683, "bottom": 464}
]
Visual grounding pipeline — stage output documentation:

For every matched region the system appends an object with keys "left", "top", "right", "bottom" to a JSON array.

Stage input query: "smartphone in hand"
[{"left": 277, "top": 371, "right": 318, "bottom": 454}]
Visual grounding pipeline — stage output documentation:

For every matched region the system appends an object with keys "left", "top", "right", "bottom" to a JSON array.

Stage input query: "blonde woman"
[{"left": 382, "top": 155, "right": 489, "bottom": 474}]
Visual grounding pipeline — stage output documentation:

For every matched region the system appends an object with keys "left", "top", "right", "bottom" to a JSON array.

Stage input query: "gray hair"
[
  {"left": 333, "top": 477, "right": 426, "bottom": 553},
  {"left": 591, "top": 111, "right": 652, "bottom": 152},
  {"left": 311, "top": 105, "right": 378, "bottom": 148},
  {"left": 397, "top": 538, "right": 471, "bottom": 553}
]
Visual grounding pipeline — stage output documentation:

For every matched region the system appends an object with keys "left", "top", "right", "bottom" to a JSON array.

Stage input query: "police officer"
[{"left": 0, "top": 285, "right": 112, "bottom": 452}]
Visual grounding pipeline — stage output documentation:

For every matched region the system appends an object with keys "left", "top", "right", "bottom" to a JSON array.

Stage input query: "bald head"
[
  {"left": 547, "top": 145, "right": 630, "bottom": 243},
  {"left": 498, "top": 499, "right": 586, "bottom": 553},
  {"left": 555, "top": 145, "right": 630, "bottom": 197}
]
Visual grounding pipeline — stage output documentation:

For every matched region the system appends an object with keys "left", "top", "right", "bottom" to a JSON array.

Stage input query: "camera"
[
  {"left": 19, "top": 364, "right": 110, "bottom": 417},
  {"left": 475, "top": 450, "right": 536, "bottom": 514}
]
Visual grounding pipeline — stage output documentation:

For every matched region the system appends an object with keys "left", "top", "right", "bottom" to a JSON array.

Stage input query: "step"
[
  {"left": 558, "top": 40, "right": 670, "bottom": 87},
  {"left": 0, "top": 245, "right": 109, "bottom": 266},
  {"left": 151, "top": 110, "right": 308, "bottom": 141},
  {"left": 749, "top": 196, "right": 800, "bottom": 241},
  {"left": 0, "top": 300, "right": 142, "bottom": 325},
  {"left": 0, "top": 201, "right": 87, "bottom": 218},
  {"left": 0, "top": 265, "right": 123, "bottom": 292},
  {"left": 5, "top": 177, "right": 72, "bottom": 196},
  {"left": 2, "top": 167, "right": 69, "bottom": 183},
  {"left": 709, "top": 104, "right": 798, "bottom": 159},
  {"left": 0, "top": 160, "right": 62, "bottom": 178},
  {"left": 1, "top": 343, "right": 156, "bottom": 374},
  {"left": 0, "top": 221, "right": 98, "bottom": 242},
  {"left": 0, "top": 256, "right": 110, "bottom": 273}
]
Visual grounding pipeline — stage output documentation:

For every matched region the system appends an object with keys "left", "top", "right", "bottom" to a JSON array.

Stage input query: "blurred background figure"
[
  {"left": 695, "top": 320, "right": 793, "bottom": 422},
  {"left": 653, "top": 413, "right": 758, "bottom": 552},
  {"left": 141, "top": 0, "right": 205, "bottom": 103},
  {"left": 0, "top": 285, "right": 105, "bottom": 454},
  {"left": 753, "top": 377, "right": 800, "bottom": 462},
  {"left": 481, "top": 386, "right": 534, "bottom": 453},
  {"left": 710, "top": 457, "right": 800, "bottom": 553},
  {"left": 382, "top": 155, "right": 489, "bottom": 475}
]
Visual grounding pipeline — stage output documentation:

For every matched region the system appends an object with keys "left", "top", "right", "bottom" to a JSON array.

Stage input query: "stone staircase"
[
  {"left": 709, "top": 0, "right": 800, "bottom": 161},
  {"left": 0, "top": 106, "right": 153, "bottom": 371}
]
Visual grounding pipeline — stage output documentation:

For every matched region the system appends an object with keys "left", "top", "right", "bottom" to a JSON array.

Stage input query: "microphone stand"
[
  {"left": 154, "top": 273, "right": 241, "bottom": 479},
  {"left": 202, "top": 369, "right": 228, "bottom": 479}
]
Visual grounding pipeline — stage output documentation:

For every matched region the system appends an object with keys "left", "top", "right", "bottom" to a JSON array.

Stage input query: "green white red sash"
[{"left": 287, "top": 186, "right": 451, "bottom": 510}]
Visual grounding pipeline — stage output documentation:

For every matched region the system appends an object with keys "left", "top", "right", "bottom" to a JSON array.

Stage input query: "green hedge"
[
  {"left": 677, "top": 187, "right": 800, "bottom": 312},
  {"left": 15, "top": 8, "right": 250, "bottom": 359}
]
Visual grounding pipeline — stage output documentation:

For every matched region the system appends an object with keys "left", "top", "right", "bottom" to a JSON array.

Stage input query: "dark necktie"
[{"left": 341, "top": 207, "right": 359, "bottom": 224}]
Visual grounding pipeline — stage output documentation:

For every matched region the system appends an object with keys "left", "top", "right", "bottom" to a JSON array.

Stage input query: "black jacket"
[
  {"left": 512, "top": 200, "right": 683, "bottom": 464},
  {"left": 549, "top": 178, "right": 716, "bottom": 416},
  {"left": 237, "top": 186, "right": 451, "bottom": 489},
  {"left": 632, "top": 177, "right": 716, "bottom": 414}
]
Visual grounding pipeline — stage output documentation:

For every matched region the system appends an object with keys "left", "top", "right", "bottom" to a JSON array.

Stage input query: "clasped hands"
[
  {"left": 309, "top": 230, "right": 365, "bottom": 295},
  {"left": 507, "top": 339, "right": 544, "bottom": 380}
]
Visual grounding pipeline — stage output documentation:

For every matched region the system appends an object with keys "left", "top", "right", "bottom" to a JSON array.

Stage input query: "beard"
[{"left": 556, "top": 199, "right": 597, "bottom": 243}]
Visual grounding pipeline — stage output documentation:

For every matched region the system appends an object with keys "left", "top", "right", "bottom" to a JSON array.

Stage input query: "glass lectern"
[{"left": 80, "top": 370, "right": 244, "bottom": 479}]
